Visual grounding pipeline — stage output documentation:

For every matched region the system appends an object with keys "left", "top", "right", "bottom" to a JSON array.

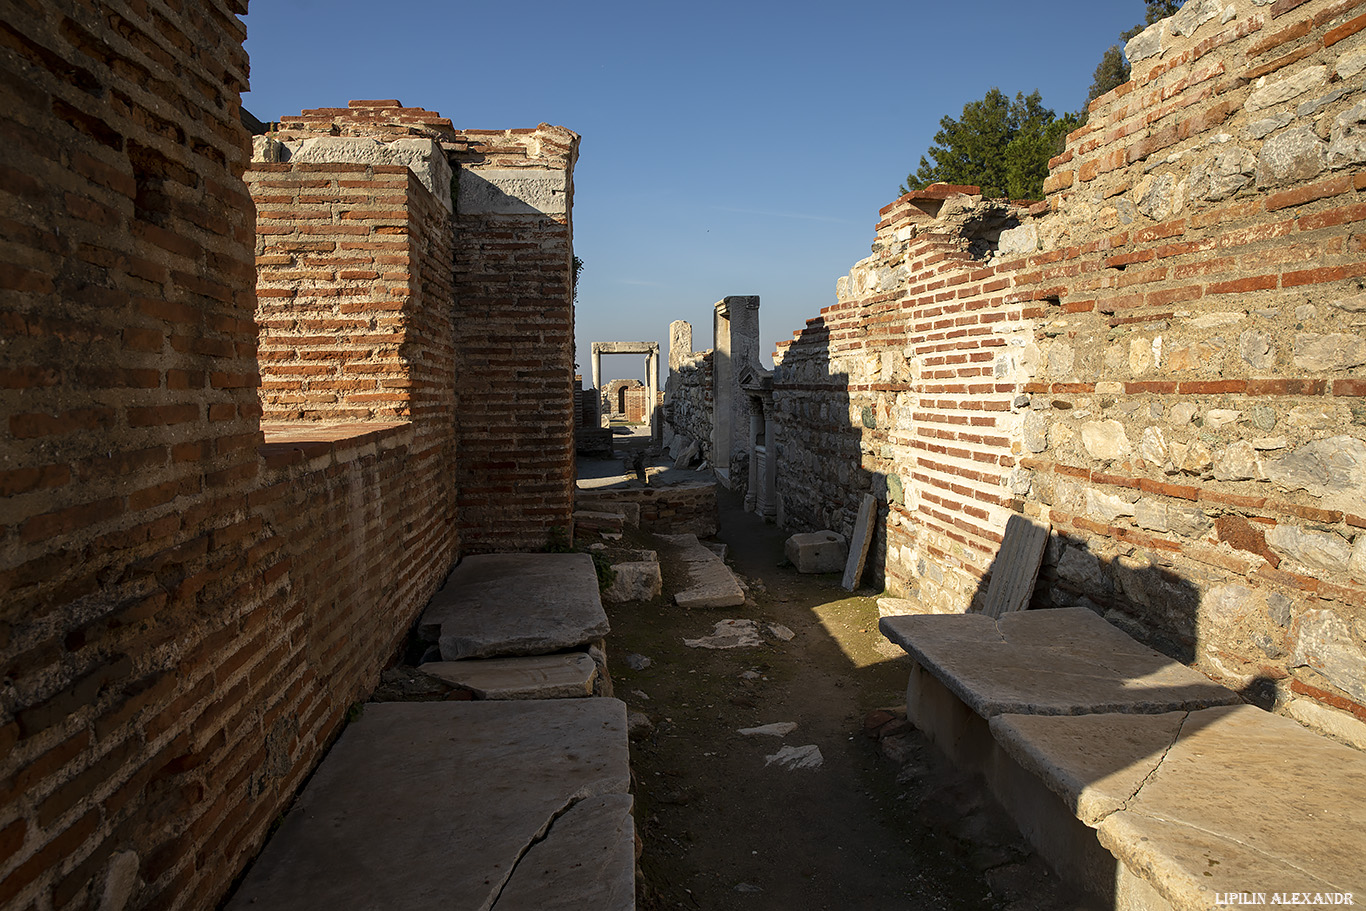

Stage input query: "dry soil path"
[{"left": 606, "top": 490, "right": 1097, "bottom": 911}]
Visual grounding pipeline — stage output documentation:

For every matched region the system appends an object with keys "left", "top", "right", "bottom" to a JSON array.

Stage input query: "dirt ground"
[{"left": 602, "top": 486, "right": 1098, "bottom": 911}]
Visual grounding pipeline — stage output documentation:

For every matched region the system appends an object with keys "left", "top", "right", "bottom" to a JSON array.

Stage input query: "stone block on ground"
[
  {"left": 659, "top": 533, "right": 745, "bottom": 609},
  {"left": 420, "top": 654, "right": 598, "bottom": 699},
  {"left": 419, "top": 553, "right": 609, "bottom": 661},
  {"left": 225, "top": 699, "right": 632, "bottom": 911},
  {"left": 784, "top": 531, "right": 848, "bottom": 573},
  {"left": 879, "top": 607, "right": 1241, "bottom": 718},
  {"left": 603, "top": 551, "right": 662, "bottom": 603}
]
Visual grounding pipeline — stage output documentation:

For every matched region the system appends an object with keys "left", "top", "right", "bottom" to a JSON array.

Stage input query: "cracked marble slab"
[
  {"left": 995, "top": 705, "right": 1366, "bottom": 909},
  {"left": 225, "top": 700, "right": 630, "bottom": 911},
  {"left": 493, "top": 793, "right": 635, "bottom": 910}
]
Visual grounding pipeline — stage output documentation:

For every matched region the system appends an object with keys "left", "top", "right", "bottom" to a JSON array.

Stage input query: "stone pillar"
[
  {"left": 746, "top": 408, "right": 762, "bottom": 512},
  {"left": 712, "top": 296, "right": 760, "bottom": 491},
  {"left": 647, "top": 348, "right": 660, "bottom": 444},
  {"left": 591, "top": 347, "right": 602, "bottom": 393},
  {"left": 760, "top": 408, "right": 777, "bottom": 519},
  {"left": 669, "top": 320, "right": 692, "bottom": 370}
]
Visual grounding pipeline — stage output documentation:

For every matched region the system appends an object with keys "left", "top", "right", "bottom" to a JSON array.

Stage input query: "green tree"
[{"left": 900, "top": 89, "right": 1077, "bottom": 201}]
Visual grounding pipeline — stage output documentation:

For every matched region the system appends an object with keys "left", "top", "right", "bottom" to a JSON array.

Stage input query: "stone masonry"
[
  {"left": 0, "top": 6, "right": 579, "bottom": 907},
  {"left": 663, "top": 320, "right": 715, "bottom": 463},
  {"left": 775, "top": 0, "right": 1366, "bottom": 739}
]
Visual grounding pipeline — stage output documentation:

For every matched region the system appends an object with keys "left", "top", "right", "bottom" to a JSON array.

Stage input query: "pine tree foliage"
[
  {"left": 898, "top": 2, "right": 1186, "bottom": 202},
  {"left": 899, "top": 90, "right": 1082, "bottom": 201}
]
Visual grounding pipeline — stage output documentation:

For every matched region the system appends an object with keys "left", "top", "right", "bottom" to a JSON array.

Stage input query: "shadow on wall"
[{"left": 772, "top": 301, "right": 1301, "bottom": 901}]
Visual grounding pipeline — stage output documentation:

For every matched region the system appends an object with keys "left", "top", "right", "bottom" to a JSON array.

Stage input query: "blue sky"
[{"left": 242, "top": 1, "right": 1151, "bottom": 385}]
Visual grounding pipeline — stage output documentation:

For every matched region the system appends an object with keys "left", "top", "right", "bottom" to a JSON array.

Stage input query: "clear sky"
[{"left": 242, "top": 1, "right": 1152, "bottom": 386}]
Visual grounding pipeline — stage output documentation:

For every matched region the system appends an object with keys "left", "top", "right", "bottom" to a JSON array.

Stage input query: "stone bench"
[
  {"left": 880, "top": 608, "right": 1365, "bottom": 910},
  {"left": 226, "top": 699, "right": 635, "bottom": 910}
]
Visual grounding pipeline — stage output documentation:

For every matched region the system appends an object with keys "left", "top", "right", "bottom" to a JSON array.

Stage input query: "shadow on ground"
[{"left": 592, "top": 450, "right": 1097, "bottom": 911}]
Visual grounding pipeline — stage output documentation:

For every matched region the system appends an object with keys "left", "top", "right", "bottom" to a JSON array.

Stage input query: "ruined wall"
[
  {"left": 0, "top": 16, "right": 469, "bottom": 908},
  {"left": 623, "top": 387, "right": 649, "bottom": 423},
  {"left": 576, "top": 484, "right": 720, "bottom": 537},
  {"left": 776, "top": 0, "right": 1366, "bottom": 735},
  {"left": 451, "top": 126, "right": 579, "bottom": 550},
  {"left": 663, "top": 329, "right": 715, "bottom": 463},
  {"left": 602, "top": 378, "right": 644, "bottom": 420}
]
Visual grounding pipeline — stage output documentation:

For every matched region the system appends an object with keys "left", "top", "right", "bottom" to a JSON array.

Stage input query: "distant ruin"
[{"left": 589, "top": 341, "right": 661, "bottom": 441}]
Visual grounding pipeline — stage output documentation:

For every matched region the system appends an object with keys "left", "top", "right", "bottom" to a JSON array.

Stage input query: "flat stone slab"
[
  {"left": 659, "top": 534, "right": 744, "bottom": 609},
  {"left": 226, "top": 699, "right": 631, "bottom": 911},
  {"left": 879, "top": 607, "right": 1240, "bottom": 718},
  {"left": 764, "top": 744, "right": 824, "bottom": 770},
  {"left": 739, "top": 722, "right": 798, "bottom": 737},
  {"left": 419, "top": 554, "right": 609, "bottom": 660},
  {"left": 842, "top": 494, "right": 877, "bottom": 591},
  {"left": 684, "top": 618, "right": 762, "bottom": 649},
  {"left": 420, "top": 654, "right": 597, "bottom": 700},
  {"left": 1085, "top": 705, "right": 1363, "bottom": 908}
]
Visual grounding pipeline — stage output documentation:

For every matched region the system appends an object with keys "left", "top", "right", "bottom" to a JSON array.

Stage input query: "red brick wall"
[
  {"left": 250, "top": 163, "right": 432, "bottom": 422},
  {"left": 451, "top": 126, "right": 580, "bottom": 551},
  {"left": 255, "top": 105, "right": 579, "bottom": 553},
  {"left": 0, "top": 0, "right": 265, "bottom": 906},
  {"left": 624, "top": 387, "right": 649, "bottom": 424},
  {"left": 776, "top": 0, "right": 1366, "bottom": 725},
  {"left": 0, "top": 11, "right": 464, "bottom": 911}
]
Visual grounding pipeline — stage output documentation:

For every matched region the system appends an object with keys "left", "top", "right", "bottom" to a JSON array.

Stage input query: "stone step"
[
  {"left": 225, "top": 699, "right": 634, "bottom": 910},
  {"left": 657, "top": 533, "right": 745, "bottom": 609},
  {"left": 419, "top": 553, "right": 609, "bottom": 661},
  {"left": 994, "top": 705, "right": 1366, "bottom": 909},
  {"left": 421, "top": 654, "right": 598, "bottom": 699},
  {"left": 879, "top": 607, "right": 1362, "bottom": 910},
  {"left": 574, "top": 496, "right": 641, "bottom": 528}
]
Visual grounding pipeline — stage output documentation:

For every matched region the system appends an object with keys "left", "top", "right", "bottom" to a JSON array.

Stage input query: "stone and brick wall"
[
  {"left": 450, "top": 126, "right": 580, "bottom": 551},
  {"left": 775, "top": 0, "right": 1366, "bottom": 735},
  {"left": 576, "top": 484, "right": 719, "bottom": 537},
  {"left": 663, "top": 350, "right": 715, "bottom": 461},
  {"left": 623, "top": 387, "right": 649, "bottom": 423}
]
